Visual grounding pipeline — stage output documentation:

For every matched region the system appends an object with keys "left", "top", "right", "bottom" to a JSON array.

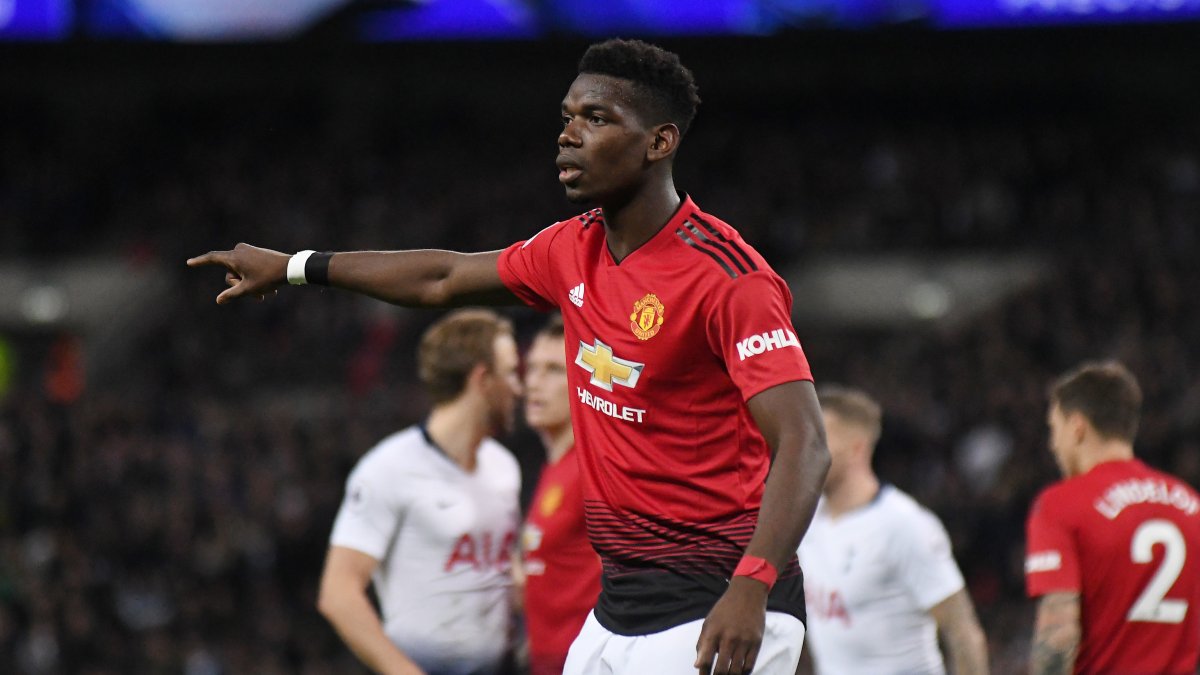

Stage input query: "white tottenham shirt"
[
  {"left": 329, "top": 425, "right": 521, "bottom": 675},
  {"left": 798, "top": 485, "right": 965, "bottom": 675}
]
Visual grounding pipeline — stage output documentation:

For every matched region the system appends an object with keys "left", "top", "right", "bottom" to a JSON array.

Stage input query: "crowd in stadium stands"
[{"left": 1, "top": 90, "right": 1198, "bottom": 673}]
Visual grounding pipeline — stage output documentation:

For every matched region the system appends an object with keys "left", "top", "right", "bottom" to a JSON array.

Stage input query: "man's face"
[
  {"left": 486, "top": 333, "right": 522, "bottom": 435},
  {"left": 523, "top": 334, "right": 570, "bottom": 434},
  {"left": 557, "top": 73, "right": 654, "bottom": 205},
  {"left": 1047, "top": 403, "right": 1078, "bottom": 477}
]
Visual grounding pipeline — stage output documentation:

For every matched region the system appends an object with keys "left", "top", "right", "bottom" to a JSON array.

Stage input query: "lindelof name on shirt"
[{"left": 1094, "top": 479, "right": 1200, "bottom": 520}]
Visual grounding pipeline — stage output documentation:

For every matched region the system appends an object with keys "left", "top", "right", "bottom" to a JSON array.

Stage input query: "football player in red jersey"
[
  {"left": 189, "top": 39, "right": 830, "bottom": 675},
  {"left": 1026, "top": 361, "right": 1200, "bottom": 675},
  {"left": 517, "top": 314, "right": 601, "bottom": 675}
]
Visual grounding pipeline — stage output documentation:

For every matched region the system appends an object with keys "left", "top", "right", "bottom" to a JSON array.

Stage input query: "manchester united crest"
[
  {"left": 629, "top": 293, "right": 665, "bottom": 340},
  {"left": 539, "top": 484, "right": 564, "bottom": 518}
]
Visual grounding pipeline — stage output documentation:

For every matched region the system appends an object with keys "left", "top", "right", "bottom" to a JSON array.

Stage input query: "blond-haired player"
[
  {"left": 798, "top": 385, "right": 988, "bottom": 675},
  {"left": 318, "top": 309, "right": 522, "bottom": 675}
]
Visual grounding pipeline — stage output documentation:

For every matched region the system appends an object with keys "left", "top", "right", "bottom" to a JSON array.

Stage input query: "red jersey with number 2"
[{"left": 1026, "top": 459, "right": 1200, "bottom": 674}]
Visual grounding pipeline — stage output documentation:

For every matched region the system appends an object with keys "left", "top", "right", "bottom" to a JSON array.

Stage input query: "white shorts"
[{"left": 563, "top": 610, "right": 805, "bottom": 675}]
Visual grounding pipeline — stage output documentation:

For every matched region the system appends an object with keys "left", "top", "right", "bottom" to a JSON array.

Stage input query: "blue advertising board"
[
  {"left": 935, "top": 0, "right": 1200, "bottom": 27},
  {"left": 1, "top": 0, "right": 1197, "bottom": 41},
  {"left": 0, "top": 0, "right": 71, "bottom": 40}
]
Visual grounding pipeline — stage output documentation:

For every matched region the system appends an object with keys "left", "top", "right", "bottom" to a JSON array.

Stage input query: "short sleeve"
[
  {"left": 1025, "top": 489, "right": 1081, "bottom": 597},
  {"left": 895, "top": 507, "right": 966, "bottom": 610},
  {"left": 329, "top": 455, "right": 407, "bottom": 560},
  {"left": 706, "top": 271, "right": 812, "bottom": 401},
  {"left": 496, "top": 222, "right": 565, "bottom": 312}
]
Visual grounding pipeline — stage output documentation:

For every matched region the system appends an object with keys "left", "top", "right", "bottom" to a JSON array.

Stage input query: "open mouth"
[{"left": 556, "top": 156, "right": 583, "bottom": 184}]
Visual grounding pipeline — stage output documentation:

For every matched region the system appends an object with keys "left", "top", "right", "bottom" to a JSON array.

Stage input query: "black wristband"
[{"left": 305, "top": 251, "right": 334, "bottom": 286}]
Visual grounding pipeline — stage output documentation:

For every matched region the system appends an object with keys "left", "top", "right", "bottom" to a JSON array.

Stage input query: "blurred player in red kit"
[
  {"left": 1026, "top": 361, "right": 1200, "bottom": 675},
  {"left": 190, "top": 38, "right": 830, "bottom": 675},
  {"left": 517, "top": 314, "right": 601, "bottom": 675}
]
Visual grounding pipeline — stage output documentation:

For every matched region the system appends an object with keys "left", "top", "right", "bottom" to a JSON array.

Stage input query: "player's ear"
[
  {"left": 1068, "top": 411, "right": 1089, "bottom": 445},
  {"left": 852, "top": 435, "right": 871, "bottom": 461},
  {"left": 647, "top": 123, "right": 680, "bottom": 162},
  {"left": 467, "top": 362, "right": 491, "bottom": 393}
]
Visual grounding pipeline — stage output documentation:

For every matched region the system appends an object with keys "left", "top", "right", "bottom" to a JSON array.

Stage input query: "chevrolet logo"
[{"left": 575, "top": 339, "right": 643, "bottom": 392}]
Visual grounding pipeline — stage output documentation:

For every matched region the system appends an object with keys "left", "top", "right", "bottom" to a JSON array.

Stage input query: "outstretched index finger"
[{"left": 187, "top": 250, "right": 231, "bottom": 268}]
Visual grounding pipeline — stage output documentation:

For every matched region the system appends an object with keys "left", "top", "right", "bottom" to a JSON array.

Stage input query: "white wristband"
[{"left": 287, "top": 250, "right": 316, "bottom": 285}]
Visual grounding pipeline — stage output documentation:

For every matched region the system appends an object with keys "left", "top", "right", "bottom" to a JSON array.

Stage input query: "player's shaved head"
[
  {"left": 1051, "top": 360, "right": 1142, "bottom": 443},
  {"left": 818, "top": 385, "right": 882, "bottom": 446},
  {"left": 578, "top": 39, "right": 701, "bottom": 135}
]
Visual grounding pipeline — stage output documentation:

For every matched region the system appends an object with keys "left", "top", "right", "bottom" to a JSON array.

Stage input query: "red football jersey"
[
  {"left": 1026, "top": 459, "right": 1200, "bottom": 674},
  {"left": 498, "top": 196, "right": 814, "bottom": 634},
  {"left": 522, "top": 448, "right": 600, "bottom": 675}
]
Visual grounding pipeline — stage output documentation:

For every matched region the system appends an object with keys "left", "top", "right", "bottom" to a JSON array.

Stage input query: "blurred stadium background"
[{"left": 2, "top": 0, "right": 1200, "bottom": 673}]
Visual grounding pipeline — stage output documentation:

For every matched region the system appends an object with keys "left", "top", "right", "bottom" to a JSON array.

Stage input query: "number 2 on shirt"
[{"left": 1128, "top": 519, "right": 1189, "bottom": 624}]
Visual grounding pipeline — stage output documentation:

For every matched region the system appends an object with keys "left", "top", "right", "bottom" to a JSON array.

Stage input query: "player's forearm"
[
  {"left": 1031, "top": 634, "right": 1077, "bottom": 675},
  {"left": 325, "top": 249, "right": 511, "bottom": 307},
  {"left": 1031, "top": 593, "right": 1080, "bottom": 675},
  {"left": 745, "top": 425, "right": 830, "bottom": 571},
  {"left": 943, "top": 622, "right": 989, "bottom": 675},
  {"left": 742, "top": 381, "right": 830, "bottom": 571},
  {"left": 319, "top": 591, "right": 424, "bottom": 675},
  {"left": 932, "top": 590, "right": 989, "bottom": 675},
  {"left": 189, "top": 243, "right": 514, "bottom": 306}
]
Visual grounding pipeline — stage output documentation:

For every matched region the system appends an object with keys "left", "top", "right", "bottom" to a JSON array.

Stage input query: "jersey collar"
[{"left": 601, "top": 193, "right": 697, "bottom": 267}]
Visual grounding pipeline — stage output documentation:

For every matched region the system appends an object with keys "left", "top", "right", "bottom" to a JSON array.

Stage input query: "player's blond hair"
[
  {"left": 418, "top": 309, "right": 513, "bottom": 404},
  {"left": 818, "top": 385, "right": 883, "bottom": 446}
]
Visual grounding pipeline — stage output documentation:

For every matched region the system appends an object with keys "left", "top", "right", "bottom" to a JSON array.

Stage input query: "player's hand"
[
  {"left": 187, "top": 243, "right": 289, "bottom": 304},
  {"left": 695, "top": 576, "right": 768, "bottom": 675}
]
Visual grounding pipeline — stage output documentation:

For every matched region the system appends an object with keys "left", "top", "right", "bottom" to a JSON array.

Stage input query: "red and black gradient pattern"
[{"left": 585, "top": 500, "right": 805, "bottom": 635}]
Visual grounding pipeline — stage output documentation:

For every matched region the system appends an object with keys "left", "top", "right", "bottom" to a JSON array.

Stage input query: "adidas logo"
[{"left": 568, "top": 283, "right": 585, "bottom": 308}]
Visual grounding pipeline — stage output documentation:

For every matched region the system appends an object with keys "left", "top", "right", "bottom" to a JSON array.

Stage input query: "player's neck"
[
  {"left": 537, "top": 423, "right": 574, "bottom": 465},
  {"left": 425, "top": 402, "right": 487, "bottom": 472},
  {"left": 600, "top": 180, "right": 680, "bottom": 262},
  {"left": 1075, "top": 440, "right": 1135, "bottom": 476},
  {"left": 824, "top": 471, "right": 881, "bottom": 520}
]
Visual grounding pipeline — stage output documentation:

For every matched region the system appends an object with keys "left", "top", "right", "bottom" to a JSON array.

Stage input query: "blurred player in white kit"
[
  {"left": 317, "top": 309, "right": 523, "bottom": 675},
  {"left": 798, "top": 385, "right": 988, "bottom": 675}
]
